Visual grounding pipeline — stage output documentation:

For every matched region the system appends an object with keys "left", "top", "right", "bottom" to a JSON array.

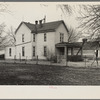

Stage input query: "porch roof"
[
  {"left": 56, "top": 41, "right": 100, "bottom": 50},
  {"left": 55, "top": 42, "right": 82, "bottom": 48}
]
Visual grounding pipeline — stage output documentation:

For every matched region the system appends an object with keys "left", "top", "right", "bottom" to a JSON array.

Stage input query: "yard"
[{"left": 0, "top": 62, "right": 100, "bottom": 85}]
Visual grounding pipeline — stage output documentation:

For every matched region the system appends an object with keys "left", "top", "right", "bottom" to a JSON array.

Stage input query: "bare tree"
[
  {"left": 68, "top": 26, "right": 82, "bottom": 43},
  {"left": 0, "top": 3, "right": 10, "bottom": 14},
  {"left": 6, "top": 26, "right": 16, "bottom": 46},
  {"left": 0, "top": 3, "right": 11, "bottom": 47},
  {"left": 57, "top": 4, "right": 73, "bottom": 16},
  {"left": 0, "top": 23, "right": 8, "bottom": 48},
  {"left": 78, "top": 5, "right": 100, "bottom": 39}
]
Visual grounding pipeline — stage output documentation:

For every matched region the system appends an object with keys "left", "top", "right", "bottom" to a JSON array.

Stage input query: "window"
[
  {"left": 44, "top": 46, "right": 47, "bottom": 56},
  {"left": 60, "top": 33, "right": 64, "bottom": 42},
  {"left": 33, "top": 46, "right": 35, "bottom": 56},
  {"left": 22, "top": 47, "right": 25, "bottom": 57},
  {"left": 22, "top": 34, "right": 24, "bottom": 42},
  {"left": 33, "top": 34, "right": 35, "bottom": 42},
  {"left": 9, "top": 48, "right": 11, "bottom": 56},
  {"left": 44, "top": 33, "right": 46, "bottom": 42}
]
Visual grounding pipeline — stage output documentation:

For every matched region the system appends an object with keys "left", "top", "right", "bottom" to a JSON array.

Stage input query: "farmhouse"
[
  {"left": 5, "top": 19, "right": 100, "bottom": 64},
  {"left": 5, "top": 20, "right": 69, "bottom": 60}
]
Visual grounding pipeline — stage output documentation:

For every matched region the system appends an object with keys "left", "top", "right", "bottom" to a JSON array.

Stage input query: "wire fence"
[{"left": 0, "top": 55, "right": 99, "bottom": 68}]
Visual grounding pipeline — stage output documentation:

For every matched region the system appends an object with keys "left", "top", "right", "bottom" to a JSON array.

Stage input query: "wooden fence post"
[
  {"left": 19, "top": 53, "right": 21, "bottom": 62},
  {"left": 36, "top": 55, "right": 38, "bottom": 64},
  {"left": 85, "top": 55, "right": 86, "bottom": 67},
  {"left": 25, "top": 56, "right": 27, "bottom": 64},
  {"left": 65, "top": 46, "right": 68, "bottom": 66},
  {"left": 14, "top": 55, "right": 16, "bottom": 63}
]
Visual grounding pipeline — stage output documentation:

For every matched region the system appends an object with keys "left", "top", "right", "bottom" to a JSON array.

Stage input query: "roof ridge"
[
  {"left": 15, "top": 20, "right": 68, "bottom": 34},
  {"left": 23, "top": 20, "right": 63, "bottom": 25},
  {"left": 23, "top": 21, "right": 35, "bottom": 25}
]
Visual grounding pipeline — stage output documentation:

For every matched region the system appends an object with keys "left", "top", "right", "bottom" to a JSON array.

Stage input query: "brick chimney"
[
  {"left": 82, "top": 38, "right": 87, "bottom": 43},
  {"left": 35, "top": 20, "right": 38, "bottom": 25},
  {"left": 39, "top": 20, "right": 42, "bottom": 28}
]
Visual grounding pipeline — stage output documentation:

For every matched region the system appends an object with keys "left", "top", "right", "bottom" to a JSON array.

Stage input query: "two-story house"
[{"left": 5, "top": 20, "right": 69, "bottom": 60}]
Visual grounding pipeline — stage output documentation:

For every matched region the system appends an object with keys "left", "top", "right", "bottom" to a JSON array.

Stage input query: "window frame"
[
  {"left": 9, "top": 48, "right": 11, "bottom": 56},
  {"left": 22, "top": 46, "right": 25, "bottom": 57},
  {"left": 60, "top": 33, "right": 64, "bottom": 42},
  {"left": 22, "top": 34, "right": 24, "bottom": 42},
  {"left": 44, "top": 33, "right": 46, "bottom": 42},
  {"left": 44, "top": 46, "right": 47, "bottom": 57},
  {"left": 33, "top": 34, "right": 35, "bottom": 42},
  {"left": 33, "top": 46, "right": 35, "bottom": 56}
]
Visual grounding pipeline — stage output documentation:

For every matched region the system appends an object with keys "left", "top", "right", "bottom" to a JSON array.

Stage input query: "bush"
[
  {"left": 0, "top": 54, "right": 5, "bottom": 60},
  {"left": 68, "top": 55, "right": 83, "bottom": 62},
  {"left": 47, "top": 55, "right": 57, "bottom": 63}
]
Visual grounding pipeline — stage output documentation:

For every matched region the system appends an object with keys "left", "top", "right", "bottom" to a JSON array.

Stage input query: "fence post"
[
  {"left": 25, "top": 56, "right": 27, "bottom": 64},
  {"left": 85, "top": 55, "right": 86, "bottom": 67},
  {"left": 19, "top": 53, "right": 21, "bottom": 62},
  {"left": 14, "top": 55, "right": 16, "bottom": 63},
  {"left": 36, "top": 55, "right": 38, "bottom": 64},
  {"left": 65, "top": 46, "right": 68, "bottom": 66}
]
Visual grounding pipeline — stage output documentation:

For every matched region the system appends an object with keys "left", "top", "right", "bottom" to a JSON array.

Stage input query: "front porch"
[{"left": 55, "top": 42, "right": 83, "bottom": 64}]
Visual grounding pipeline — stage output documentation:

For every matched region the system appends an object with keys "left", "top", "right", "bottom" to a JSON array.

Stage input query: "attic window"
[
  {"left": 60, "top": 33, "right": 64, "bottom": 42},
  {"left": 22, "top": 34, "right": 24, "bottom": 42}
]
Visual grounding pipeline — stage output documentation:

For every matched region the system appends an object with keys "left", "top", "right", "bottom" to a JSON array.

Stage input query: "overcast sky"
[
  {"left": 0, "top": 2, "right": 99, "bottom": 34},
  {"left": 0, "top": 2, "right": 81, "bottom": 31}
]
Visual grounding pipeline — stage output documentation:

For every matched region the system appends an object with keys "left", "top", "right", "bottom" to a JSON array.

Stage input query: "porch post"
[
  {"left": 71, "top": 47, "right": 74, "bottom": 56},
  {"left": 55, "top": 47, "right": 58, "bottom": 63},
  {"left": 81, "top": 48, "right": 83, "bottom": 57},
  {"left": 65, "top": 46, "right": 68, "bottom": 66}
]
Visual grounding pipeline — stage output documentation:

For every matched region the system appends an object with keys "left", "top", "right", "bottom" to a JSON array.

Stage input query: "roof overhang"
[
  {"left": 31, "top": 29, "right": 55, "bottom": 33},
  {"left": 55, "top": 42, "right": 82, "bottom": 48}
]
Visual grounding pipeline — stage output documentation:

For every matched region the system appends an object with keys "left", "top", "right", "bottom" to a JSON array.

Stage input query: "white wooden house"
[{"left": 5, "top": 20, "right": 69, "bottom": 60}]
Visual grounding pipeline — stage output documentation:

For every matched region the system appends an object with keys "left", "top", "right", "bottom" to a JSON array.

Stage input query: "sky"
[
  {"left": 0, "top": 2, "right": 79, "bottom": 31},
  {"left": 0, "top": 2, "right": 99, "bottom": 41}
]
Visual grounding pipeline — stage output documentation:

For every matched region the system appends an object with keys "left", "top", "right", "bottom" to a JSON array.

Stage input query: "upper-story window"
[
  {"left": 22, "top": 46, "right": 25, "bottom": 57},
  {"left": 22, "top": 34, "right": 24, "bottom": 42},
  {"left": 60, "top": 33, "right": 64, "bottom": 42},
  {"left": 44, "top": 33, "right": 46, "bottom": 42},
  {"left": 33, "top": 34, "right": 35, "bottom": 42},
  {"left": 9, "top": 48, "right": 11, "bottom": 56}
]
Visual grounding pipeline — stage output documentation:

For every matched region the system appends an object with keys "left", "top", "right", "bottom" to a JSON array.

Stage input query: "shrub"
[
  {"left": 47, "top": 55, "right": 57, "bottom": 63},
  {"left": 67, "top": 55, "right": 83, "bottom": 62}
]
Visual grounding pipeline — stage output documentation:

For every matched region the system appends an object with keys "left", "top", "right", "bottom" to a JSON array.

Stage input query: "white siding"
[
  {"left": 55, "top": 23, "right": 68, "bottom": 44},
  {"left": 5, "top": 22, "right": 69, "bottom": 60},
  {"left": 16, "top": 23, "right": 32, "bottom": 45},
  {"left": 0, "top": 50, "right": 5, "bottom": 55},
  {"left": 5, "top": 46, "right": 15, "bottom": 59},
  {"left": 16, "top": 42, "right": 32, "bottom": 59},
  {"left": 36, "top": 32, "right": 55, "bottom": 59},
  {"left": 15, "top": 23, "right": 33, "bottom": 60}
]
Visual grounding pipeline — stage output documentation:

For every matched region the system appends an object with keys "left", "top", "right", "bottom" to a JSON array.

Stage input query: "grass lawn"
[{"left": 0, "top": 62, "right": 100, "bottom": 85}]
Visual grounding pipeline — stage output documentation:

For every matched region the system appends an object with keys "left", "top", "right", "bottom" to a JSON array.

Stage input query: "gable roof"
[
  {"left": 32, "top": 20, "right": 69, "bottom": 33},
  {"left": 15, "top": 20, "right": 69, "bottom": 34},
  {"left": 15, "top": 21, "right": 35, "bottom": 34}
]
